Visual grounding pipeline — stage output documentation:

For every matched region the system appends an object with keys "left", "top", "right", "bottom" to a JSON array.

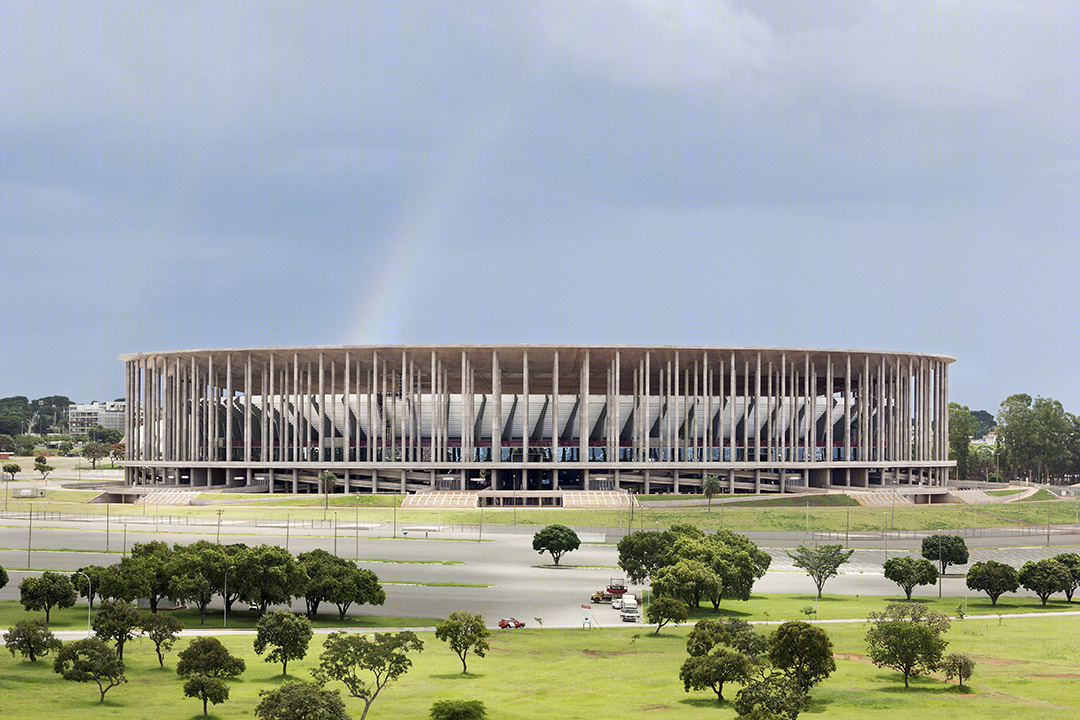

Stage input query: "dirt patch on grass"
[
  {"left": 582, "top": 649, "right": 628, "bottom": 658},
  {"left": 641, "top": 705, "right": 671, "bottom": 711}
]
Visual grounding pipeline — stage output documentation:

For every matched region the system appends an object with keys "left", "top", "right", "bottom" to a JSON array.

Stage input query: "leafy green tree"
[
  {"left": 646, "top": 596, "right": 688, "bottom": 634},
  {"left": 3, "top": 462, "right": 21, "bottom": 481},
  {"left": 97, "top": 560, "right": 150, "bottom": 604},
  {"left": 91, "top": 600, "right": 140, "bottom": 660},
  {"left": 217, "top": 543, "right": 249, "bottom": 612},
  {"left": 109, "top": 442, "right": 125, "bottom": 468},
  {"left": 733, "top": 672, "right": 807, "bottom": 720},
  {"left": 71, "top": 565, "right": 109, "bottom": 609},
  {"left": 176, "top": 637, "right": 246, "bottom": 680},
  {"left": 617, "top": 530, "right": 674, "bottom": 584},
  {"left": 435, "top": 611, "right": 490, "bottom": 674},
  {"left": 184, "top": 674, "right": 230, "bottom": 717},
  {"left": 680, "top": 649, "right": 751, "bottom": 701},
  {"left": 296, "top": 550, "right": 384, "bottom": 620},
  {"left": 4, "top": 619, "right": 60, "bottom": 661},
  {"left": 1051, "top": 553, "right": 1080, "bottom": 601},
  {"left": 948, "top": 403, "right": 979, "bottom": 480},
  {"left": 531, "top": 524, "right": 581, "bottom": 566},
  {"left": 966, "top": 560, "right": 1019, "bottom": 605},
  {"left": 970, "top": 410, "right": 995, "bottom": 439},
  {"left": 941, "top": 653, "right": 975, "bottom": 688},
  {"left": 87, "top": 425, "right": 123, "bottom": 445},
  {"left": 125, "top": 541, "right": 174, "bottom": 613},
  {"left": 255, "top": 680, "right": 349, "bottom": 720},
  {"left": 170, "top": 541, "right": 226, "bottom": 624},
  {"left": 865, "top": 602, "right": 950, "bottom": 688},
  {"left": 687, "top": 619, "right": 768, "bottom": 662},
  {"left": 314, "top": 630, "right": 424, "bottom": 720},
  {"left": 19, "top": 571, "right": 77, "bottom": 623},
  {"left": 1018, "top": 558, "right": 1072, "bottom": 605},
  {"left": 35, "top": 461, "right": 54, "bottom": 482},
  {"left": 883, "top": 556, "right": 939, "bottom": 600},
  {"left": 702, "top": 475, "right": 723, "bottom": 511},
  {"left": 58, "top": 440, "right": 74, "bottom": 456},
  {"left": 83, "top": 441, "right": 108, "bottom": 469},
  {"left": 0, "top": 564, "right": 7, "bottom": 590},
  {"left": 920, "top": 535, "right": 969, "bottom": 575},
  {"left": 254, "top": 611, "right": 313, "bottom": 675},
  {"left": 430, "top": 699, "right": 487, "bottom": 720},
  {"left": 140, "top": 612, "right": 183, "bottom": 667},
  {"left": 320, "top": 470, "right": 337, "bottom": 519},
  {"left": 235, "top": 544, "right": 304, "bottom": 615},
  {"left": 53, "top": 637, "right": 126, "bottom": 703},
  {"left": 787, "top": 544, "right": 854, "bottom": 599},
  {"left": 768, "top": 621, "right": 835, "bottom": 693},
  {"left": 652, "top": 558, "right": 719, "bottom": 610},
  {"left": 0, "top": 434, "right": 15, "bottom": 452}
]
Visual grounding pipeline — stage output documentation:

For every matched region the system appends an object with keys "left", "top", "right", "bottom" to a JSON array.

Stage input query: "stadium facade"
[{"left": 119, "top": 346, "right": 954, "bottom": 498}]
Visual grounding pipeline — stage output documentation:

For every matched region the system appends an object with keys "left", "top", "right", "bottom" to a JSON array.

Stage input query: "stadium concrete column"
[
  {"left": 523, "top": 349, "right": 529, "bottom": 490},
  {"left": 552, "top": 351, "right": 559, "bottom": 490},
  {"left": 581, "top": 349, "right": 590, "bottom": 486},
  {"left": 493, "top": 350, "right": 501, "bottom": 475}
]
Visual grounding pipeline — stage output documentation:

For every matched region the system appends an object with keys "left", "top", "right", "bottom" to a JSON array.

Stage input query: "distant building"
[
  {"left": 119, "top": 345, "right": 956, "bottom": 496},
  {"left": 68, "top": 401, "right": 126, "bottom": 437}
]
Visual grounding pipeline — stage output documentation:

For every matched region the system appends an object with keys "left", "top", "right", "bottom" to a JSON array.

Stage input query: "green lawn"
[
  {"left": 986, "top": 488, "right": 1024, "bottom": 497},
  {"left": 1015, "top": 488, "right": 1058, "bottom": 502},
  {"left": 3, "top": 491, "right": 1078, "bottom": 534},
  {"left": 0, "top": 616, "right": 1075, "bottom": 719}
]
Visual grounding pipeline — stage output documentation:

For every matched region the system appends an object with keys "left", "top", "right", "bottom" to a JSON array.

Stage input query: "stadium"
[{"left": 119, "top": 346, "right": 954, "bottom": 504}]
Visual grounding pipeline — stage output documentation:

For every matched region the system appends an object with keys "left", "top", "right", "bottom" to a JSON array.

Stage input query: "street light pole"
[
  {"left": 75, "top": 571, "right": 91, "bottom": 637},
  {"left": 26, "top": 503, "right": 32, "bottom": 569},
  {"left": 223, "top": 565, "right": 234, "bottom": 628}
]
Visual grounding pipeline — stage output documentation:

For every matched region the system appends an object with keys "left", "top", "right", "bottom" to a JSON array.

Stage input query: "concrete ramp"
[
  {"left": 947, "top": 489, "right": 1001, "bottom": 504},
  {"left": 849, "top": 490, "right": 915, "bottom": 507},
  {"left": 401, "top": 491, "right": 479, "bottom": 508},
  {"left": 135, "top": 489, "right": 198, "bottom": 506},
  {"left": 562, "top": 491, "right": 636, "bottom": 509}
]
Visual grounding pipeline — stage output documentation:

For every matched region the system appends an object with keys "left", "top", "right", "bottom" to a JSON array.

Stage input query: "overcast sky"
[{"left": 1, "top": 1, "right": 1076, "bottom": 413}]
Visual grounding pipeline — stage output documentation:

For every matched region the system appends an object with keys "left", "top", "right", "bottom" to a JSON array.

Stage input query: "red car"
[{"left": 498, "top": 618, "right": 525, "bottom": 629}]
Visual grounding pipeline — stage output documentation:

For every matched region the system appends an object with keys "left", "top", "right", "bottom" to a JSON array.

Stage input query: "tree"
[
  {"left": 920, "top": 535, "right": 969, "bottom": 575},
  {"left": 966, "top": 561, "right": 1019, "bottom": 605},
  {"left": 949, "top": 403, "right": 979, "bottom": 480},
  {"left": 125, "top": 540, "right": 174, "bottom": 613},
  {"left": 702, "top": 475, "right": 723, "bottom": 511},
  {"left": 19, "top": 571, "right": 77, "bottom": 623},
  {"left": 176, "top": 636, "right": 246, "bottom": 680},
  {"left": 941, "top": 653, "right": 975, "bottom": 688},
  {"left": 1018, "top": 558, "right": 1072, "bottom": 606},
  {"left": 254, "top": 611, "right": 313, "bottom": 675},
  {"left": 0, "top": 564, "right": 7, "bottom": 590},
  {"left": 617, "top": 530, "right": 674, "bottom": 584},
  {"left": 53, "top": 637, "right": 126, "bottom": 703},
  {"left": 1051, "top": 553, "right": 1080, "bottom": 601},
  {"left": 2, "top": 462, "right": 19, "bottom": 481},
  {"left": 35, "top": 461, "right": 54, "bottom": 482},
  {"left": 298, "top": 549, "right": 384, "bottom": 620},
  {"left": 768, "top": 621, "right": 835, "bottom": 693},
  {"left": 91, "top": 600, "right": 140, "bottom": 660},
  {"left": 71, "top": 565, "right": 109, "bottom": 609},
  {"left": 58, "top": 440, "right": 73, "bottom": 456},
  {"left": 83, "top": 441, "right": 108, "bottom": 469},
  {"left": 430, "top": 699, "right": 487, "bottom": 720},
  {"left": 4, "top": 619, "right": 60, "bottom": 661},
  {"left": 320, "top": 470, "right": 337, "bottom": 519},
  {"left": 170, "top": 541, "right": 227, "bottom": 624},
  {"left": 531, "top": 524, "right": 581, "bottom": 566},
  {"left": 435, "top": 611, "right": 490, "bottom": 674},
  {"left": 787, "top": 544, "right": 854, "bottom": 599},
  {"left": 0, "top": 434, "right": 15, "bottom": 452},
  {"left": 88, "top": 425, "right": 123, "bottom": 445},
  {"left": 184, "top": 674, "right": 230, "bottom": 717},
  {"left": 687, "top": 619, "right": 768, "bottom": 663},
  {"left": 652, "top": 558, "right": 718, "bottom": 610},
  {"left": 140, "top": 612, "right": 182, "bottom": 667},
  {"left": 865, "top": 602, "right": 950, "bottom": 688},
  {"left": 314, "top": 630, "right": 425, "bottom": 720},
  {"left": 255, "top": 680, "right": 349, "bottom": 720},
  {"left": 97, "top": 559, "right": 150, "bottom": 604},
  {"left": 680, "top": 649, "right": 751, "bottom": 702},
  {"left": 646, "top": 596, "right": 688, "bottom": 634},
  {"left": 733, "top": 672, "right": 808, "bottom": 720},
  {"left": 109, "top": 442, "right": 125, "bottom": 468},
  {"left": 235, "top": 544, "right": 304, "bottom": 615},
  {"left": 883, "top": 556, "right": 939, "bottom": 600}
]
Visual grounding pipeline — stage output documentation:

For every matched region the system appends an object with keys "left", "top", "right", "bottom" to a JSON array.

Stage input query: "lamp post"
[
  {"left": 27, "top": 502, "right": 33, "bottom": 569},
  {"left": 355, "top": 494, "right": 359, "bottom": 560},
  {"left": 223, "top": 565, "right": 234, "bottom": 628},
  {"left": 75, "top": 571, "right": 91, "bottom": 637},
  {"left": 333, "top": 512, "right": 338, "bottom": 556}
]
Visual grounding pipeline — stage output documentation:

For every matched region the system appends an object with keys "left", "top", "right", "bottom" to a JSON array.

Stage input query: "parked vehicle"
[
  {"left": 612, "top": 596, "right": 624, "bottom": 610},
  {"left": 607, "top": 578, "right": 628, "bottom": 596},
  {"left": 498, "top": 618, "right": 525, "bottom": 629},
  {"left": 590, "top": 589, "right": 614, "bottom": 603},
  {"left": 620, "top": 594, "right": 639, "bottom": 622}
]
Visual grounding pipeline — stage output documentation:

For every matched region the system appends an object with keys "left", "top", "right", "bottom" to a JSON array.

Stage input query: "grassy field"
[
  {"left": 0, "top": 615, "right": 1075, "bottom": 719},
  {"left": 3, "top": 489, "right": 1079, "bottom": 534}
]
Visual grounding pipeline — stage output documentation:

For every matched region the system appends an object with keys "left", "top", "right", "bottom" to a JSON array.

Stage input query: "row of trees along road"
[{"left": 20, "top": 540, "right": 384, "bottom": 625}]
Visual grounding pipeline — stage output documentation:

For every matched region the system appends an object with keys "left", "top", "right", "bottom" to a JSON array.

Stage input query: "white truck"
[{"left": 620, "top": 594, "right": 640, "bottom": 622}]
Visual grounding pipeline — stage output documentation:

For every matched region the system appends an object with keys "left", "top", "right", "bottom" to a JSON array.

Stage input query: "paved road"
[{"left": 1, "top": 519, "right": 1076, "bottom": 628}]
